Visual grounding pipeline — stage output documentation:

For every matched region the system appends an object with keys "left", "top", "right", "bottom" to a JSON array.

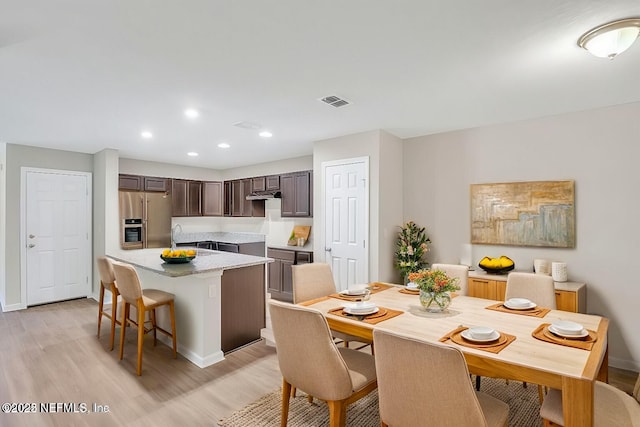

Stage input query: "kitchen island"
[{"left": 107, "top": 248, "right": 272, "bottom": 368}]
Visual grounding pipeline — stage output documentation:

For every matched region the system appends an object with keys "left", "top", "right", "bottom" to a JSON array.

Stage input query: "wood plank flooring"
[
  {"left": 0, "top": 298, "right": 636, "bottom": 426},
  {"left": 0, "top": 298, "right": 282, "bottom": 426}
]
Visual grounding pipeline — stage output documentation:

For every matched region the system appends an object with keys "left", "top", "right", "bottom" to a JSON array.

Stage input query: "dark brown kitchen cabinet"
[
  {"left": 281, "top": 171, "right": 312, "bottom": 217},
  {"left": 251, "top": 176, "right": 266, "bottom": 192},
  {"left": 267, "top": 248, "right": 313, "bottom": 302},
  {"left": 119, "top": 174, "right": 142, "bottom": 191},
  {"left": 266, "top": 175, "right": 280, "bottom": 191},
  {"left": 223, "top": 181, "right": 232, "bottom": 216},
  {"left": 230, "top": 179, "right": 265, "bottom": 217},
  {"left": 144, "top": 176, "right": 168, "bottom": 192},
  {"left": 202, "top": 181, "right": 223, "bottom": 216},
  {"left": 172, "top": 179, "right": 202, "bottom": 216}
]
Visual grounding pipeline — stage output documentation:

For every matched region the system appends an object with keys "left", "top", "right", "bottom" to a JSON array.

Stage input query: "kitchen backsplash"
[{"left": 171, "top": 199, "right": 313, "bottom": 248}]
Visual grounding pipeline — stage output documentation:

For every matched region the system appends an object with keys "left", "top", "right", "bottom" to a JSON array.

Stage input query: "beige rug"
[{"left": 219, "top": 377, "right": 542, "bottom": 426}]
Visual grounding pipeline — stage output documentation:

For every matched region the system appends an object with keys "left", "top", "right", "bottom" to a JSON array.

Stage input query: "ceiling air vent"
[{"left": 319, "top": 95, "right": 351, "bottom": 108}]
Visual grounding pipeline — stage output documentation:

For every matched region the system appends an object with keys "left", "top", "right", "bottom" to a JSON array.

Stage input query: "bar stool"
[
  {"left": 96, "top": 256, "right": 120, "bottom": 351},
  {"left": 111, "top": 261, "right": 177, "bottom": 376}
]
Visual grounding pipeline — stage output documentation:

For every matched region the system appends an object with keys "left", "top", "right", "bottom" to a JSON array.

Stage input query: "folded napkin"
[
  {"left": 485, "top": 302, "right": 551, "bottom": 318},
  {"left": 531, "top": 323, "right": 597, "bottom": 351},
  {"left": 327, "top": 306, "right": 403, "bottom": 325},
  {"left": 439, "top": 326, "right": 516, "bottom": 354}
]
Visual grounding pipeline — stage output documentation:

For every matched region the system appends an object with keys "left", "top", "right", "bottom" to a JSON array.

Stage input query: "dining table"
[{"left": 301, "top": 283, "right": 609, "bottom": 427}]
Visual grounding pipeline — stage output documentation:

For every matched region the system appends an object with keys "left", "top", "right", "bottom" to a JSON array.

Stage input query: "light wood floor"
[{"left": 0, "top": 298, "right": 636, "bottom": 426}]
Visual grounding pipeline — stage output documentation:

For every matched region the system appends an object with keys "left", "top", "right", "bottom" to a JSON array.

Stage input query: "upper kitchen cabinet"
[
  {"left": 202, "top": 181, "right": 223, "bottom": 216},
  {"left": 172, "top": 179, "right": 202, "bottom": 216},
  {"left": 144, "top": 176, "right": 169, "bottom": 192},
  {"left": 230, "top": 179, "right": 265, "bottom": 217},
  {"left": 223, "top": 181, "right": 232, "bottom": 216},
  {"left": 281, "top": 171, "right": 312, "bottom": 217},
  {"left": 251, "top": 176, "right": 266, "bottom": 192},
  {"left": 266, "top": 175, "right": 280, "bottom": 191},
  {"left": 119, "top": 174, "right": 143, "bottom": 191}
]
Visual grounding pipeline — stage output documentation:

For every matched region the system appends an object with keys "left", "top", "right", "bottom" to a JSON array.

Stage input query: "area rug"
[{"left": 218, "top": 377, "right": 542, "bottom": 426}]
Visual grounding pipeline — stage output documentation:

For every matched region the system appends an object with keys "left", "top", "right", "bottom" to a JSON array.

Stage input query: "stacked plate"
[
  {"left": 549, "top": 320, "right": 588, "bottom": 338},
  {"left": 504, "top": 298, "right": 536, "bottom": 310},
  {"left": 343, "top": 301, "right": 378, "bottom": 315},
  {"left": 406, "top": 283, "right": 419, "bottom": 291},
  {"left": 461, "top": 326, "right": 500, "bottom": 343},
  {"left": 340, "top": 288, "right": 369, "bottom": 296}
]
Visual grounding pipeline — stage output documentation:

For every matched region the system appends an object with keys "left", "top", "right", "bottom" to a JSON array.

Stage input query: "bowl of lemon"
[
  {"left": 161, "top": 248, "right": 197, "bottom": 264},
  {"left": 478, "top": 256, "right": 514, "bottom": 274}
]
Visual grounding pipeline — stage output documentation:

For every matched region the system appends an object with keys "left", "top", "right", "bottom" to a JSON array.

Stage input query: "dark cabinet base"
[{"left": 221, "top": 264, "right": 266, "bottom": 353}]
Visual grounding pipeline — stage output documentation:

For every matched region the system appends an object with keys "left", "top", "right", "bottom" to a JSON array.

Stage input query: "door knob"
[
  {"left": 325, "top": 247, "right": 332, "bottom": 252},
  {"left": 29, "top": 234, "right": 36, "bottom": 239},
  {"left": 28, "top": 243, "right": 36, "bottom": 248}
]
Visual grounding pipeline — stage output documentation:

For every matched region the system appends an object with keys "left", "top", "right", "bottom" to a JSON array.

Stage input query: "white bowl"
[
  {"left": 342, "top": 288, "right": 368, "bottom": 296},
  {"left": 551, "top": 320, "right": 584, "bottom": 335},
  {"left": 507, "top": 298, "right": 532, "bottom": 308},
  {"left": 344, "top": 301, "right": 376, "bottom": 313},
  {"left": 406, "top": 282, "right": 418, "bottom": 290},
  {"left": 468, "top": 326, "right": 496, "bottom": 340}
]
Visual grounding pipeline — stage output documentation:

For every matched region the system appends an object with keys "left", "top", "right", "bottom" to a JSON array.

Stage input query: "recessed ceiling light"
[
  {"left": 217, "top": 142, "right": 230, "bottom": 148},
  {"left": 187, "top": 152, "right": 199, "bottom": 157},
  {"left": 259, "top": 131, "right": 273, "bottom": 138},
  {"left": 184, "top": 108, "right": 200, "bottom": 119},
  {"left": 140, "top": 131, "right": 153, "bottom": 139}
]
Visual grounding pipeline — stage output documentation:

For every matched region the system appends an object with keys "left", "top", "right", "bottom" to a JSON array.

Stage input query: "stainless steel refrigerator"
[{"left": 119, "top": 191, "right": 172, "bottom": 249}]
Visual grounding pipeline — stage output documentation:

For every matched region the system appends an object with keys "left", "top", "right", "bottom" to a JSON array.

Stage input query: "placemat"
[
  {"left": 330, "top": 293, "right": 370, "bottom": 302},
  {"left": 439, "top": 326, "right": 516, "bottom": 354},
  {"left": 366, "top": 282, "right": 393, "bottom": 293},
  {"left": 298, "top": 296, "right": 330, "bottom": 306},
  {"left": 531, "top": 323, "right": 597, "bottom": 351},
  {"left": 398, "top": 288, "right": 420, "bottom": 295},
  {"left": 327, "top": 306, "right": 403, "bottom": 325},
  {"left": 485, "top": 302, "right": 551, "bottom": 318}
]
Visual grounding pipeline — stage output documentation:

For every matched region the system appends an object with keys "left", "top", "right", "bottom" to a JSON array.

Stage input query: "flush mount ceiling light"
[{"left": 578, "top": 18, "right": 640, "bottom": 59}]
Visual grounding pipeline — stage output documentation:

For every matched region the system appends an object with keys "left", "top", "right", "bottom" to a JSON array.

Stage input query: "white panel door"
[
  {"left": 324, "top": 159, "right": 368, "bottom": 291},
  {"left": 25, "top": 170, "right": 91, "bottom": 305}
]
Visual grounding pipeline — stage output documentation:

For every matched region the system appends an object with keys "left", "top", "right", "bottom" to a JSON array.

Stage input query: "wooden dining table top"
[{"left": 302, "top": 284, "right": 609, "bottom": 427}]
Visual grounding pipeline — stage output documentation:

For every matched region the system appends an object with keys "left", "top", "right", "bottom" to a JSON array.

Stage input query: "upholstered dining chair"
[
  {"left": 540, "top": 379, "right": 640, "bottom": 426},
  {"left": 291, "top": 263, "right": 373, "bottom": 350},
  {"left": 505, "top": 272, "right": 556, "bottom": 309},
  {"left": 268, "top": 299, "right": 377, "bottom": 427},
  {"left": 431, "top": 263, "right": 469, "bottom": 296},
  {"left": 96, "top": 256, "right": 120, "bottom": 351},
  {"left": 373, "top": 328, "right": 509, "bottom": 427},
  {"left": 505, "top": 271, "right": 556, "bottom": 402},
  {"left": 111, "top": 261, "right": 177, "bottom": 376}
]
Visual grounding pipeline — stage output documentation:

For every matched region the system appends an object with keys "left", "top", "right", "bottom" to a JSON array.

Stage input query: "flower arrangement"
[
  {"left": 395, "top": 221, "right": 431, "bottom": 281},
  {"left": 408, "top": 269, "right": 460, "bottom": 294}
]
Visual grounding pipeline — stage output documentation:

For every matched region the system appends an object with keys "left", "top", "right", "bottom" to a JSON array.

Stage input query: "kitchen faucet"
[{"left": 171, "top": 223, "right": 183, "bottom": 250}]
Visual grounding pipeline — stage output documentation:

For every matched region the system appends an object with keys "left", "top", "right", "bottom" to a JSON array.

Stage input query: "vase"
[{"left": 419, "top": 290, "right": 451, "bottom": 312}]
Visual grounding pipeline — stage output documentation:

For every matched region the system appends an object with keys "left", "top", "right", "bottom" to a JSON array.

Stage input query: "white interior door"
[
  {"left": 23, "top": 169, "right": 91, "bottom": 306},
  {"left": 323, "top": 158, "right": 368, "bottom": 291}
]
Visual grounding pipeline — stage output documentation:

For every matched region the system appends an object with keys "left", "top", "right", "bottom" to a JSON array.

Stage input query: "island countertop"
[{"left": 108, "top": 248, "right": 272, "bottom": 277}]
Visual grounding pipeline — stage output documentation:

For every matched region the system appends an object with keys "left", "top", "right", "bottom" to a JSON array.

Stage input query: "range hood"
[{"left": 246, "top": 190, "right": 281, "bottom": 200}]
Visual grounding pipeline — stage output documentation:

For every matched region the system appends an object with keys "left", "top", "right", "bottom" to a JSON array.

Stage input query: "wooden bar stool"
[
  {"left": 96, "top": 256, "right": 120, "bottom": 351},
  {"left": 111, "top": 261, "right": 177, "bottom": 376}
]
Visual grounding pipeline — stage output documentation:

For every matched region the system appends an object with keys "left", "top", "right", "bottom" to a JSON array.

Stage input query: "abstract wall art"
[{"left": 470, "top": 180, "right": 575, "bottom": 248}]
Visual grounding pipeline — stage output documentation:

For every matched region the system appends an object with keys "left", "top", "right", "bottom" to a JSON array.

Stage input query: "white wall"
[
  {"left": 403, "top": 102, "right": 640, "bottom": 371},
  {"left": 313, "top": 130, "right": 404, "bottom": 283},
  {"left": 0, "top": 142, "right": 6, "bottom": 308}
]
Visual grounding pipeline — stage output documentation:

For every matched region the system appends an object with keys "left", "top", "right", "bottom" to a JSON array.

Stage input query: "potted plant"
[{"left": 394, "top": 221, "right": 431, "bottom": 284}]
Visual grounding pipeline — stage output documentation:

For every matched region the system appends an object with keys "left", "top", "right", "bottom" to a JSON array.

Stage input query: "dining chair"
[
  {"left": 268, "top": 299, "right": 377, "bottom": 427},
  {"left": 291, "top": 262, "right": 373, "bottom": 350},
  {"left": 373, "top": 328, "right": 509, "bottom": 427},
  {"left": 96, "top": 256, "right": 120, "bottom": 351},
  {"left": 540, "top": 379, "right": 640, "bottom": 426},
  {"left": 504, "top": 271, "right": 556, "bottom": 401},
  {"left": 111, "top": 261, "right": 177, "bottom": 376},
  {"left": 431, "top": 263, "right": 469, "bottom": 295},
  {"left": 505, "top": 272, "right": 556, "bottom": 309}
]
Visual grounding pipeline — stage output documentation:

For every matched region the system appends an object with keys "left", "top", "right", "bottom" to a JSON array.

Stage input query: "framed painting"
[{"left": 470, "top": 180, "right": 575, "bottom": 248}]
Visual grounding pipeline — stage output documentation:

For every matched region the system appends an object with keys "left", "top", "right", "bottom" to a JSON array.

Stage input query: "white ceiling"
[{"left": 1, "top": 1, "right": 639, "bottom": 169}]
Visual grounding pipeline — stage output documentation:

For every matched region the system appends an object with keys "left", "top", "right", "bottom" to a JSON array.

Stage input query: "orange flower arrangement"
[{"left": 408, "top": 269, "right": 460, "bottom": 294}]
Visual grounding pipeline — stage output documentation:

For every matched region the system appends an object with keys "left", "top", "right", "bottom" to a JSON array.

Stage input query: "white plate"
[
  {"left": 461, "top": 329, "right": 500, "bottom": 343},
  {"left": 468, "top": 326, "right": 496, "bottom": 340},
  {"left": 503, "top": 300, "right": 537, "bottom": 310},
  {"left": 548, "top": 325, "right": 589, "bottom": 338},
  {"left": 507, "top": 298, "right": 532, "bottom": 307},
  {"left": 344, "top": 307, "right": 379, "bottom": 316},
  {"left": 340, "top": 289, "right": 368, "bottom": 296},
  {"left": 551, "top": 320, "right": 584, "bottom": 335}
]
